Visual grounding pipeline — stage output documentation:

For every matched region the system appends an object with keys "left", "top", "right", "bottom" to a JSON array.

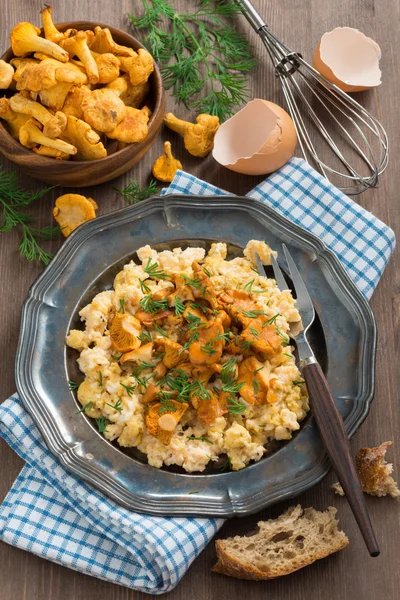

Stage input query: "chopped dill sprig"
[
  {"left": 98, "top": 371, "right": 103, "bottom": 387},
  {"left": 243, "top": 279, "right": 255, "bottom": 293},
  {"left": 220, "top": 358, "right": 237, "bottom": 383},
  {"left": 111, "top": 352, "right": 123, "bottom": 361},
  {"left": 190, "top": 302, "right": 209, "bottom": 314},
  {"left": 263, "top": 314, "right": 280, "bottom": 326},
  {"left": 137, "top": 330, "right": 153, "bottom": 344},
  {"left": 293, "top": 380, "right": 305, "bottom": 386},
  {"left": 253, "top": 379, "right": 260, "bottom": 394},
  {"left": 68, "top": 380, "right": 79, "bottom": 391},
  {"left": 114, "top": 178, "right": 158, "bottom": 205},
  {"left": 95, "top": 417, "right": 110, "bottom": 433},
  {"left": 219, "top": 455, "right": 232, "bottom": 472},
  {"left": 120, "top": 382, "right": 136, "bottom": 397},
  {"left": 144, "top": 257, "right": 170, "bottom": 280},
  {"left": 153, "top": 324, "right": 168, "bottom": 337},
  {"left": 106, "top": 398, "right": 123, "bottom": 414},
  {"left": 128, "top": 0, "right": 256, "bottom": 121},
  {"left": 139, "top": 278, "right": 151, "bottom": 293},
  {"left": 249, "top": 326, "right": 259, "bottom": 338},
  {"left": 139, "top": 294, "right": 168, "bottom": 313},
  {"left": 190, "top": 379, "right": 211, "bottom": 401},
  {"left": 242, "top": 309, "right": 267, "bottom": 318},
  {"left": 227, "top": 396, "right": 247, "bottom": 415},
  {"left": 75, "top": 401, "right": 93, "bottom": 414},
  {"left": 119, "top": 298, "right": 125, "bottom": 313},
  {"left": 181, "top": 274, "right": 206, "bottom": 293},
  {"left": 187, "top": 435, "right": 213, "bottom": 444},
  {"left": 202, "top": 266, "right": 211, "bottom": 277},
  {"left": 215, "top": 331, "right": 231, "bottom": 342},
  {"left": 174, "top": 297, "right": 185, "bottom": 317},
  {"left": 200, "top": 340, "right": 217, "bottom": 355},
  {"left": 221, "top": 380, "right": 244, "bottom": 395}
]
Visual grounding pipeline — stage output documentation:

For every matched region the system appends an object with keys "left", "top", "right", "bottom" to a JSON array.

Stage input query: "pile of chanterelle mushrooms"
[{"left": 0, "top": 6, "right": 154, "bottom": 160}]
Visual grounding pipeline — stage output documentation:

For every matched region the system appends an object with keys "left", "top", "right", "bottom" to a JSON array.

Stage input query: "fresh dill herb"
[
  {"left": 120, "top": 382, "right": 136, "bottom": 396},
  {"left": 180, "top": 340, "right": 191, "bottom": 354},
  {"left": 153, "top": 324, "right": 168, "bottom": 337},
  {"left": 190, "top": 379, "right": 211, "bottom": 401},
  {"left": 215, "top": 331, "right": 231, "bottom": 342},
  {"left": 202, "top": 266, "right": 211, "bottom": 277},
  {"left": 185, "top": 312, "right": 205, "bottom": 330},
  {"left": 106, "top": 398, "right": 123, "bottom": 414},
  {"left": 220, "top": 358, "right": 237, "bottom": 383},
  {"left": 128, "top": 0, "right": 256, "bottom": 121},
  {"left": 137, "top": 330, "right": 153, "bottom": 344},
  {"left": 135, "top": 375, "right": 152, "bottom": 389},
  {"left": 111, "top": 353, "right": 123, "bottom": 361},
  {"left": 0, "top": 167, "right": 58, "bottom": 264},
  {"left": 68, "top": 380, "right": 79, "bottom": 391},
  {"left": 250, "top": 266, "right": 259, "bottom": 273},
  {"left": 200, "top": 340, "right": 217, "bottom": 355},
  {"left": 139, "top": 294, "right": 168, "bottom": 313},
  {"left": 243, "top": 279, "right": 255, "bottom": 293},
  {"left": 133, "top": 360, "right": 156, "bottom": 375},
  {"left": 144, "top": 257, "right": 170, "bottom": 280},
  {"left": 187, "top": 435, "right": 213, "bottom": 444},
  {"left": 283, "top": 352, "right": 292, "bottom": 358},
  {"left": 263, "top": 313, "right": 280, "bottom": 327},
  {"left": 242, "top": 309, "right": 266, "bottom": 318},
  {"left": 160, "top": 369, "right": 191, "bottom": 401},
  {"left": 227, "top": 396, "right": 247, "bottom": 415},
  {"left": 219, "top": 455, "right": 232, "bottom": 472},
  {"left": 98, "top": 371, "right": 103, "bottom": 387},
  {"left": 95, "top": 417, "right": 110, "bottom": 433},
  {"left": 75, "top": 401, "right": 93, "bottom": 414},
  {"left": 293, "top": 380, "right": 305, "bottom": 386},
  {"left": 158, "top": 394, "right": 178, "bottom": 414},
  {"left": 139, "top": 278, "right": 151, "bottom": 293},
  {"left": 253, "top": 379, "right": 260, "bottom": 394},
  {"left": 119, "top": 298, "right": 125, "bottom": 313},
  {"left": 258, "top": 424, "right": 266, "bottom": 428},
  {"left": 174, "top": 297, "right": 185, "bottom": 317},
  {"left": 276, "top": 326, "right": 290, "bottom": 345},
  {"left": 181, "top": 274, "right": 205, "bottom": 293},
  {"left": 254, "top": 366, "right": 264, "bottom": 374},
  {"left": 114, "top": 178, "right": 158, "bottom": 205},
  {"left": 249, "top": 326, "right": 259, "bottom": 338},
  {"left": 236, "top": 337, "right": 252, "bottom": 350},
  {"left": 190, "top": 302, "right": 209, "bottom": 314},
  {"left": 221, "top": 380, "right": 244, "bottom": 395}
]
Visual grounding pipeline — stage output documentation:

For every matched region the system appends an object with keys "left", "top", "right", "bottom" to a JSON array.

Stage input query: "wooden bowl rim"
[{"left": 0, "top": 21, "right": 165, "bottom": 166}]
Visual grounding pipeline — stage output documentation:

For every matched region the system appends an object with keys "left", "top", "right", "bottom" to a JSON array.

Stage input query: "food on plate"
[
  {"left": 67, "top": 240, "right": 309, "bottom": 473},
  {"left": 213, "top": 98, "right": 297, "bottom": 175},
  {"left": 212, "top": 505, "right": 349, "bottom": 579},
  {"left": 0, "top": 8, "right": 154, "bottom": 160},
  {"left": 152, "top": 141, "right": 182, "bottom": 182},
  {"left": 0, "top": 59, "right": 14, "bottom": 89},
  {"left": 332, "top": 441, "right": 400, "bottom": 498},
  {"left": 313, "top": 27, "right": 382, "bottom": 92},
  {"left": 164, "top": 112, "right": 220, "bottom": 157},
  {"left": 53, "top": 193, "right": 98, "bottom": 237}
]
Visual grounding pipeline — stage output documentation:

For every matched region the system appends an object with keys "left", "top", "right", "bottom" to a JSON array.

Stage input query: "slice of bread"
[
  {"left": 212, "top": 505, "right": 349, "bottom": 580},
  {"left": 332, "top": 441, "right": 400, "bottom": 498}
]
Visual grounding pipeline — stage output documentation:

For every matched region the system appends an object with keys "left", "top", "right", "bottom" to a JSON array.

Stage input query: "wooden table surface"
[{"left": 1, "top": 0, "right": 399, "bottom": 598}]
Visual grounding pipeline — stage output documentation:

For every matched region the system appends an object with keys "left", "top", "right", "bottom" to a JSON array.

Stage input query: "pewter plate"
[{"left": 15, "top": 195, "right": 376, "bottom": 517}]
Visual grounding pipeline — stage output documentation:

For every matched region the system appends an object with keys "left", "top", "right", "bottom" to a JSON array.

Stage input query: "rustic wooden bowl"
[{"left": 0, "top": 21, "right": 166, "bottom": 187}]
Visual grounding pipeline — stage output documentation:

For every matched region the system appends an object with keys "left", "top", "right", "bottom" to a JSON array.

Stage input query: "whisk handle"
[{"left": 233, "top": 0, "right": 266, "bottom": 31}]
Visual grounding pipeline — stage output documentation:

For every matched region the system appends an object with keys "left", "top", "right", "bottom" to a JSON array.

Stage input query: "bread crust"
[{"left": 212, "top": 505, "right": 349, "bottom": 580}]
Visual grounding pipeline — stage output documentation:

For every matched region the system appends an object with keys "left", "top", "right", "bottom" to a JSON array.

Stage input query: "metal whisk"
[{"left": 234, "top": 0, "right": 389, "bottom": 195}]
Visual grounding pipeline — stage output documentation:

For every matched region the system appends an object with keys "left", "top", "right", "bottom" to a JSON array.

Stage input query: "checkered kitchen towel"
[{"left": 0, "top": 157, "right": 395, "bottom": 594}]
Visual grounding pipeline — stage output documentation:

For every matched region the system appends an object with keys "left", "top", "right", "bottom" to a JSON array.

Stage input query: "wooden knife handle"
[{"left": 302, "top": 360, "right": 380, "bottom": 557}]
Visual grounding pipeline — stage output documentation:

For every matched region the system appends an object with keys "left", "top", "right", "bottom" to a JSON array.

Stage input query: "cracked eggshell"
[
  {"left": 313, "top": 27, "right": 382, "bottom": 92},
  {"left": 212, "top": 99, "right": 297, "bottom": 176}
]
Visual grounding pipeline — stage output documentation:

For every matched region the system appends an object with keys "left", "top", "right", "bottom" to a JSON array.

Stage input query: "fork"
[{"left": 255, "top": 246, "right": 380, "bottom": 557}]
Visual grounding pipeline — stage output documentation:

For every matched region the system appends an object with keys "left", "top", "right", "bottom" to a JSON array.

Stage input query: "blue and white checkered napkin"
[{"left": 0, "top": 157, "right": 395, "bottom": 594}]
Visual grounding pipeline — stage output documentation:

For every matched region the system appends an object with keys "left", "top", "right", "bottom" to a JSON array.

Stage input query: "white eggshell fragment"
[
  {"left": 212, "top": 99, "right": 297, "bottom": 176},
  {"left": 313, "top": 27, "right": 381, "bottom": 92}
]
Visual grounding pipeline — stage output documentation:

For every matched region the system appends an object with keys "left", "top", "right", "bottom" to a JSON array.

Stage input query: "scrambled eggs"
[{"left": 66, "top": 241, "right": 309, "bottom": 472}]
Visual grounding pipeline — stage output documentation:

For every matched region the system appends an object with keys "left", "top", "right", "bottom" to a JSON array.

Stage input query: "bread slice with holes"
[{"left": 212, "top": 505, "right": 349, "bottom": 580}]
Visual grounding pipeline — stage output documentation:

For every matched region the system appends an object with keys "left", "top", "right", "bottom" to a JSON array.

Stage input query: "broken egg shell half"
[
  {"left": 313, "top": 27, "right": 382, "bottom": 93},
  {"left": 212, "top": 99, "right": 297, "bottom": 176}
]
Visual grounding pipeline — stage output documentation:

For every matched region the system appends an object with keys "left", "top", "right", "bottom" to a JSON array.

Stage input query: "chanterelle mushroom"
[
  {"left": 106, "top": 75, "right": 150, "bottom": 108},
  {"left": 11, "top": 22, "right": 69, "bottom": 63},
  {"left": 120, "top": 342, "right": 154, "bottom": 365},
  {"left": 0, "top": 60, "right": 14, "bottom": 89},
  {"left": 110, "top": 312, "right": 141, "bottom": 353},
  {"left": 197, "top": 390, "right": 227, "bottom": 425},
  {"left": 16, "top": 59, "right": 87, "bottom": 93},
  {"left": 19, "top": 118, "right": 77, "bottom": 155},
  {"left": 107, "top": 106, "right": 150, "bottom": 143},
  {"left": 164, "top": 112, "right": 220, "bottom": 157},
  {"left": 81, "top": 88, "right": 126, "bottom": 133},
  {"left": 119, "top": 49, "right": 154, "bottom": 86},
  {"left": 38, "top": 82, "right": 74, "bottom": 112},
  {"left": 10, "top": 93, "right": 67, "bottom": 138},
  {"left": 90, "top": 51, "right": 120, "bottom": 84},
  {"left": 61, "top": 115, "right": 107, "bottom": 161},
  {"left": 89, "top": 26, "right": 135, "bottom": 57},
  {"left": 61, "top": 31, "right": 99, "bottom": 85},
  {"left": 53, "top": 193, "right": 98, "bottom": 237},
  {"left": 41, "top": 6, "right": 76, "bottom": 43},
  {"left": 152, "top": 141, "right": 182, "bottom": 182},
  {"left": 0, "top": 97, "right": 30, "bottom": 139},
  {"left": 146, "top": 401, "right": 188, "bottom": 445},
  {"left": 237, "top": 356, "right": 270, "bottom": 405},
  {"left": 61, "top": 85, "right": 91, "bottom": 119}
]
